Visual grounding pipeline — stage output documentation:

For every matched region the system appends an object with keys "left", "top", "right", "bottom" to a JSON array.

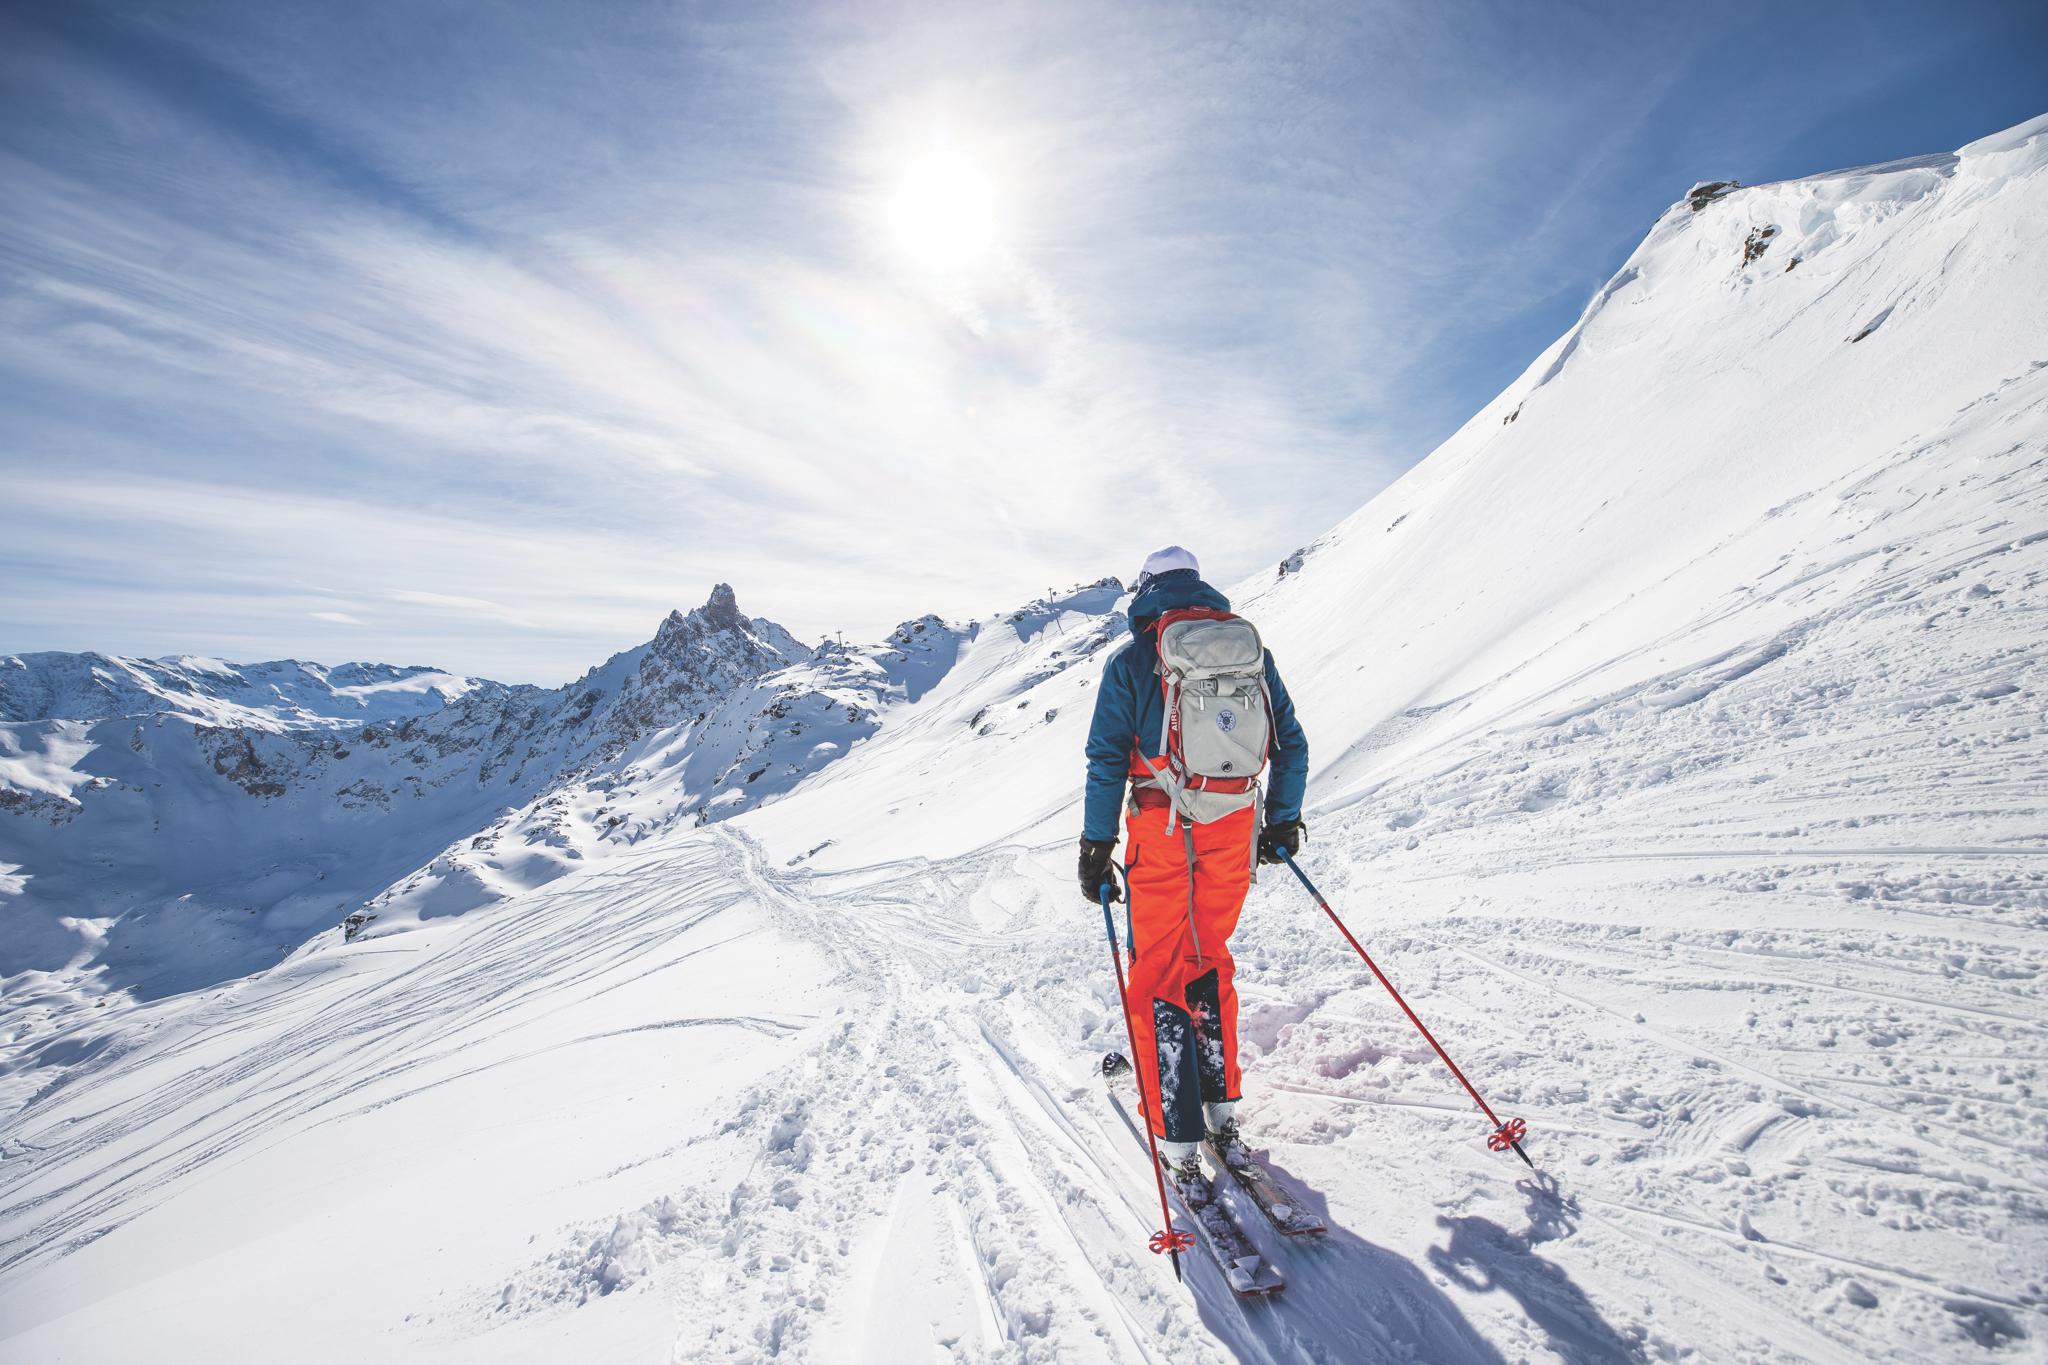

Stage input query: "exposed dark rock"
[
  {"left": 701, "top": 582, "right": 742, "bottom": 631},
  {"left": 199, "top": 729, "right": 289, "bottom": 799},
  {"left": 1687, "top": 180, "right": 1740, "bottom": 212}
]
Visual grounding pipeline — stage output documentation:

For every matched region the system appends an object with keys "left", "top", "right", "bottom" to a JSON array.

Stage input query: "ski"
[
  {"left": 1102, "top": 1063, "right": 1284, "bottom": 1297},
  {"left": 1102, "top": 1049, "right": 1326, "bottom": 1237},
  {"left": 1204, "top": 1131, "right": 1327, "bottom": 1238}
]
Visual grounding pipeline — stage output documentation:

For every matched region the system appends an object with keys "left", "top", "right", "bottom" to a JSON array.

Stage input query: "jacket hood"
[{"left": 1127, "top": 570, "right": 1231, "bottom": 636}]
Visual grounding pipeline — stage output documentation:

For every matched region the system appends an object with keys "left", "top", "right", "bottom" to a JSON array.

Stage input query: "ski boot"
[
  {"left": 1159, "top": 1142, "right": 1209, "bottom": 1207},
  {"left": 1102, "top": 1051, "right": 1132, "bottom": 1082},
  {"left": 1206, "top": 1102, "right": 1253, "bottom": 1173}
]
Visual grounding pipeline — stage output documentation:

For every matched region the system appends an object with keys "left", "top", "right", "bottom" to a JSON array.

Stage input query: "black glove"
[
  {"left": 1078, "top": 837, "right": 1121, "bottom": 903},
  {"left": 1257, "top": 819, "right": 1304, "bottom": 865}
]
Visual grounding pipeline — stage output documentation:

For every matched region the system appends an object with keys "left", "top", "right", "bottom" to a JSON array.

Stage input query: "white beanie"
[{"left": 1135, "top": 545, "right": 1199, "bottom": 588}]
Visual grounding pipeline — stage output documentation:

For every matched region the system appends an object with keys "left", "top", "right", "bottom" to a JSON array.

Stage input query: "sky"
[{"left": 2, "top": 1, "right": 2045, "bottom": 684}]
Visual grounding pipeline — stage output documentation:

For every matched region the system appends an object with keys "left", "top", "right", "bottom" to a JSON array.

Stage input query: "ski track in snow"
[
  {"left": 686, "top": 790, "right": 2043, "bottom": 1363},
  {"left": 0, "top": 861, "right": 754, "bottom": 1268},
  {"left": 605, "top": 831, "right": 1536, "bottom": 1365}
]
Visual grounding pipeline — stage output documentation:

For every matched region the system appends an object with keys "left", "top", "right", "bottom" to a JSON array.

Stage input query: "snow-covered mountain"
[
  {"left": 362, "top": 577, "right": 1126, "bottom": 929},
  {"left": 2, "top": 115, "right": 2045, "bottom": 1365},
  {"left": 0, "top": 584, "right": 824, "bottom": 1015}
]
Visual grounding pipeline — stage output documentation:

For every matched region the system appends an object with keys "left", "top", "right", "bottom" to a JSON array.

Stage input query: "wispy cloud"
[
  {"left": 3, "top": 0, "right": 2040, "bottom": 681},
  {"left": 385, "top": 590, "right": 526, "bottom": 623}
]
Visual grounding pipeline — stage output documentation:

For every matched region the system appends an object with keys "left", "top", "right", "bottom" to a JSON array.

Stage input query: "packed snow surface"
[{"left": 3, "top": 115, "right": 2047, "bottom": 1363}]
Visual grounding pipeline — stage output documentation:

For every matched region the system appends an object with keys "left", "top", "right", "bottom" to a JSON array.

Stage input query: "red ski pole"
[
  {"left": 1277, "top": 849, "right": 1533, "bottom": 1168},
  {"left": 1099, "top": 878, "right": 1196, "bottom": 1276}
]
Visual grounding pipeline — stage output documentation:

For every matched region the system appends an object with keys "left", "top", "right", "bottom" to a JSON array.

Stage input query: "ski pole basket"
[{"left": 1486, "top": 1117, "right": 1528, "bottom": 1154}]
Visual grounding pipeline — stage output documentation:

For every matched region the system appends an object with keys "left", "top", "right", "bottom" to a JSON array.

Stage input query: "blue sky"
[{"left": 3, "top": 0, "right": 2044, "bottom": 683}]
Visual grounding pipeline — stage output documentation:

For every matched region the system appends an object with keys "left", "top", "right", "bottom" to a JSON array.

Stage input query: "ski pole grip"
[
  {"left": 1098, "top": 865, "right": 1132, "bottom": 950},
  {"left": 1113, "top": 863, "right": 1133, "bottom": 954}
]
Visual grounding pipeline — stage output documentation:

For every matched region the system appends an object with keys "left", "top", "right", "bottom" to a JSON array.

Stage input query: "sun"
[{"left": 883, "top": 142, "right": 1002, "bottom": 276}]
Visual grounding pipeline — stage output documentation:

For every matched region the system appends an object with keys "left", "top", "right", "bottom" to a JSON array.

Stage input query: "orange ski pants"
[{"left": 1121, "top": 798, "right": 1256, "bottom": 1142}]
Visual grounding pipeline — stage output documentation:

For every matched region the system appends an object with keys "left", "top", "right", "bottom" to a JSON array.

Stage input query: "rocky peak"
[
  {"left": 890, "top": 615, "right": 946, "bottom": 646},
  {"left": 650, "top": 610, "right": 692, "bottom": 656},
  {"left": 653, "top": 584, "right": 747, "bottom": 656},
  {"left": 702, "top": 583, "right": 742, "bottom": 631},
  {"left": 547, "top": 585, "right": 808, "bottom": 760}
]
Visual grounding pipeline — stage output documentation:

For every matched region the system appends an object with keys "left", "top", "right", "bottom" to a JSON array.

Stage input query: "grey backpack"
[{"left": 1133, "top": 607, "right": 1272, "bottom": 829}]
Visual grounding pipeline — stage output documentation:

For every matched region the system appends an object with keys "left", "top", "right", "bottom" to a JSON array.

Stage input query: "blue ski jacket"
[{"left": 1082, "top": 570, "right": 1309, "bottom": 843}]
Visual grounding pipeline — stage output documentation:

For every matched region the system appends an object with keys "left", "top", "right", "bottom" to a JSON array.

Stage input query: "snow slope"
[{"left": 3, "top": 115, "right": 2046, "bottom": 1364}]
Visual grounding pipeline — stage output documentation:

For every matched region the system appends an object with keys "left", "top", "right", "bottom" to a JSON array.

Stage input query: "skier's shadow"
[
  {"left": 1200, "top": 1160, "right": 1638, "bottom": 1365},
  {"left": 1424, "top": 1174, "right": 1642, "bottom": 1365},
  {"left": 1206, "top": 1153, "right": 1511, "bottom": 1365}
]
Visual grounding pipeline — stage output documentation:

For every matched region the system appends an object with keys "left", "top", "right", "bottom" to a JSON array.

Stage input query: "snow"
[
  {"left": 0, "top": 722, "right": 96, "bottom": 804},
  {"left": 0, "top": 838, "right": 843, "bottom": 1363},
  {"left": 0, "top": 652, "right": 485, "bottom": 732},
  {"left": 3, "top": 114, "right": 2048, "bottom": 1363}
]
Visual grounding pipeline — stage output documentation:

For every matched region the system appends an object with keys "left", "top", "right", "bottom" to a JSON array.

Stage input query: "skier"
[{"left": 1079, "top": 545, "right": 1308, "bottom": 1203}]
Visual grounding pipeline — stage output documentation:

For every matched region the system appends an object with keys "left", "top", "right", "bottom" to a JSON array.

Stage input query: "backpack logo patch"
[{"left": 1215, "top": 706, "right": 1239, "bottom": 734}]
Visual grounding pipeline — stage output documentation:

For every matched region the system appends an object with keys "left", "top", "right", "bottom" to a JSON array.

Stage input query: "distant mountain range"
[{"left": 0, "top": 577, "right": 1125, "bottom": 1011}]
